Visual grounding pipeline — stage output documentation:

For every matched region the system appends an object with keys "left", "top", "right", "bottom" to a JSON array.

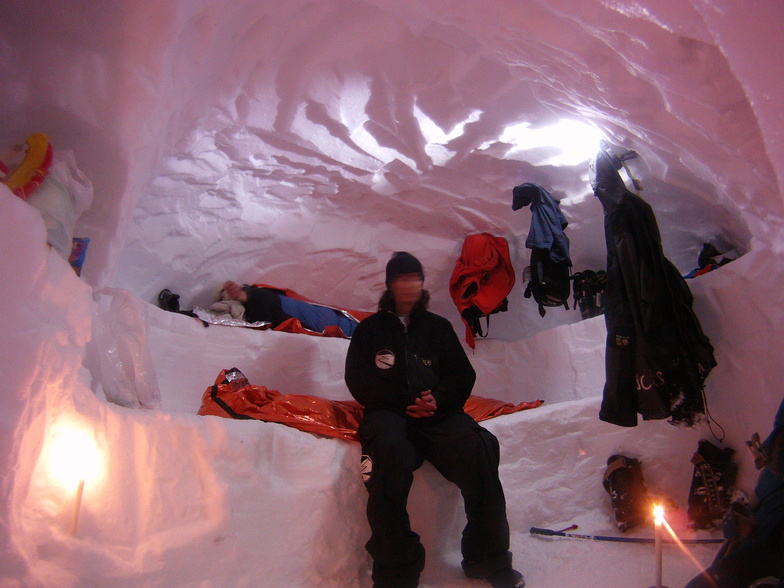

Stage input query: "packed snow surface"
[{"left": 1, "top": 1, "right": 784, "bottom": 586}]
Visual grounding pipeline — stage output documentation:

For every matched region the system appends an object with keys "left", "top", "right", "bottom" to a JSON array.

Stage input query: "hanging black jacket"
[
  {"left": 345, "top": 307, "right": 476, "bottom": 421},
  {"left": 593, "top": 149, "right": 716, "bottom": 427}
]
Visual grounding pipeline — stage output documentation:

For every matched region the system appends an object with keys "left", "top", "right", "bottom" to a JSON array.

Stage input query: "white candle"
[
  {"left": 47, "top": 424, "right": 101, "bottom": 536},
  {"left": 653, "top": 504, "right": 664, "bottom": 588},
  {"left": 70, "top": 479, "right": 85, "bottom": 536}
]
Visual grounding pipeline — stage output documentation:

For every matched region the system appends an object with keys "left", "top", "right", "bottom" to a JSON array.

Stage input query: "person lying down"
[{"left": 203, "top": 281, "right": 372, "bottom": 338}]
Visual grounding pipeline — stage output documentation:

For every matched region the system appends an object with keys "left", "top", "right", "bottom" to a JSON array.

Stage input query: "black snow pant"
[{"left": 358, "top": 409, "right": 512, "bottom": 588}]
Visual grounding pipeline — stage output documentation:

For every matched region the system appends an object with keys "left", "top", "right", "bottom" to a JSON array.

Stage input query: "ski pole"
[{"left": 530, "top": 526, "right": 723, "bottom": 545}]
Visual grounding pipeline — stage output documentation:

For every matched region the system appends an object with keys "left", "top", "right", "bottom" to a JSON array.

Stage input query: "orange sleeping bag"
[{"left": 198, "top": 368, "right": 543, "bottom": 441}]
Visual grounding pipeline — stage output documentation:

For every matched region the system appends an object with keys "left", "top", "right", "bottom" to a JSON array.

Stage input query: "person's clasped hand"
[{"left": 406, "top": 390, "right": 437, "bottom": 418}]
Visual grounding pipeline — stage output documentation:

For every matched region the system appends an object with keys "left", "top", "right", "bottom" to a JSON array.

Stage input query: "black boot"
[
  {"left": 464, "top": 564, "right": 525, "bottom": 588},
  {"left": 603, "top": 454, "right": 650, "bottom": 532},
  {"left": 157, "top": 288, "right": 180, "bottom": 312},
  {"left": 687, "top": 439, "right": 737, "bottom": 529}
]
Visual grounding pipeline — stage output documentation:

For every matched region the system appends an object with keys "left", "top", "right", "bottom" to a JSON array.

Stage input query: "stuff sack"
[
  {"left": 93, "top": 287, "right": 162, "bottom": 409},
  {"left": 25, "top": 149, "right": 94, "bottom": 259},
  {"left": 449, "top": 232, "right": 515, "bottom": 348},
  {"left": 2, "top": 135, "right": 93, "bottom": 260},
  {"left": 524, "top": 248, "right": 571, "bottom": 317},
  {"left": 572, "top": 269, "right": 607, "bottom": 319}
]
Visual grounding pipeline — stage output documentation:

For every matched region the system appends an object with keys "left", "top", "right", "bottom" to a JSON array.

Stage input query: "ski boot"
[
  {"left": 463, "top": 555, "right": 525, "bottom": 588},
  {"left": 486, "top": 568, "right": 525, "bottom": 588},
  {"left": 464, "top": 565, "right": 525, "bottom": 588},
  {"left": 687, "top": 439, "right": 738, "bottom": 529},
  {"left": 603, "top": 454, "right": 650, "bottom": 532},
  {"left": 157, "top": 288, "right": 180, "bottom": 312}
]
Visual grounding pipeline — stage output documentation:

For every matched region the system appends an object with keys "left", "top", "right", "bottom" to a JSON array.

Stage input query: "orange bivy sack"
[{"left": 198, "top": 368, "right": 543, "bottom": 441}]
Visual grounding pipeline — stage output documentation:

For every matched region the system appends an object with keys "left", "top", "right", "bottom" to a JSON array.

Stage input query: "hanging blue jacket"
[{"left": 512, "top": 182, "right": 571, "bottom": 264}]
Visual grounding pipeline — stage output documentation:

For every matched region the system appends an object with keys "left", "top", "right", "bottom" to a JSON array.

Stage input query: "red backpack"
[{"left": 449, "top": 233, "right": 516, "bottom": 348}]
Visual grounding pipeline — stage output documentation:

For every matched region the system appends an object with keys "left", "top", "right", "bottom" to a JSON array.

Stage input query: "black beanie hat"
[{"left": 385, "top": 252, "right": 424, "bottom": 287}]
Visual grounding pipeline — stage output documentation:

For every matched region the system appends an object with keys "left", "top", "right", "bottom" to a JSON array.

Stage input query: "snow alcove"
[{"left": 1, "top": 1, "right": 783, "bottom": 586}]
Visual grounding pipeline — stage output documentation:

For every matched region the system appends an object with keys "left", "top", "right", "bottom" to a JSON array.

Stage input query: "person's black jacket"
[
  {"left": 243, "top": 286, "right": 292, "bottom": 326},
  {"left": 593, "top": 148, "right": 716, "bottom": 427},
  {"left": 345, "top": 308, "right": 476, "bottom": 421}
]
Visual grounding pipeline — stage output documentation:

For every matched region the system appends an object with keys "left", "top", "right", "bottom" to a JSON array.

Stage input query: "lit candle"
[
  {"left": 71, "top": 479, "right": 85, "bottom": 536},
  {"left": 653, "top": 504, "right": 664, "bottom": 588},
  {"left": 47, "top": 425, "right": 101, "bottom": 536}
]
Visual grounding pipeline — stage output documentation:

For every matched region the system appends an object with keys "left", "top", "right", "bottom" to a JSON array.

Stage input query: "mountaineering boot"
[
  {"left": 485, "top": 567, "right": 525, "bottom": 588},
  {"left": 687, "top": 439, "right": 738, "bottom": 529},
  {"left": 463, "top": 558, "right": 525, "bottom": 588},
  {"left": 572, "top": 269, "right": 607, "bottom": 320},
  {"left": 157, "top": 288, "right": 180, "bottom": 312},
  {"left": 464, "top": 566, "right": 525, "bottom": 588},
  {"left": 603, "top": 454, "right": 650, "bottom": 532},
  {"left": 372, "top": 578, "right": 419, "bottom": 588}
]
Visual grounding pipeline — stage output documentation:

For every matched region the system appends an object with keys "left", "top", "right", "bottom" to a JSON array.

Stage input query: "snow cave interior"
[{"left": 1, "top": 1, "right": 783, "bottom": 586}]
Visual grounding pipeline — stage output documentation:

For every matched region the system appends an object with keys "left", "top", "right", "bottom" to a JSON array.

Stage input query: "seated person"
[
  {"left": 685, "top": 397, "right": 784, "bottom": 588},
  {"left": 223, "top": 281, "right": 360, "bottom": 337}
]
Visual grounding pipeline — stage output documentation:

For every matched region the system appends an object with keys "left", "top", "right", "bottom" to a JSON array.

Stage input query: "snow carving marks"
[{"left": 107, "top": 0, "right": 776, "bottom": 338}]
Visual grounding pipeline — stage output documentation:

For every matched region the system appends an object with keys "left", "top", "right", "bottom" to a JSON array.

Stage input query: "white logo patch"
[
  {"left": 360, "top": 454, "right": 373, "bottom": 483},
  {"left": 375, "top": 350, "right": 395, "bottom": 370}
]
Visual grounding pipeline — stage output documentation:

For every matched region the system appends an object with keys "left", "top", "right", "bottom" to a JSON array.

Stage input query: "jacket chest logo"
[{"left": 375, "top": 350, "right": 395, "bottom": 370}]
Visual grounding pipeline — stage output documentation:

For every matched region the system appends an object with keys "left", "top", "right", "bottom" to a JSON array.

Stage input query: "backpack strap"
[
  {"left": 480, "top": 315, "right": 490, "bottom": 338},
  {"left": 210, "top": 384, "right": 254, "bottom": 420},
  {"left": 462, "top": 305, "right": 492, "bottom": 339},
  {"left": 562, "top": 265, "right": 573, "bottom": 311}
]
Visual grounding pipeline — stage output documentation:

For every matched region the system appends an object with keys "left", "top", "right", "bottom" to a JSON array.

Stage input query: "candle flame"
[
  {"left": 47, "top": 425, "right": 101, "bottom": 490},
  {"left": 653, "top": 504, "right": 664, "bottom": 523}
]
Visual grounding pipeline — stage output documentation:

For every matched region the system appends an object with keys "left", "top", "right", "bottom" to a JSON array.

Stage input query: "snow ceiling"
[{"left": 3, "top": 0, "right": 783, "bottom": 330}]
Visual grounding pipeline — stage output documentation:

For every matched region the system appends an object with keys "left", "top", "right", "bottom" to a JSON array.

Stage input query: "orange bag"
[
  {"left": 449, "top": 233, "right": 516, "bottom": 348},
  {"left": 199, "top": 369, "right": 543, "bottom": 441}
]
